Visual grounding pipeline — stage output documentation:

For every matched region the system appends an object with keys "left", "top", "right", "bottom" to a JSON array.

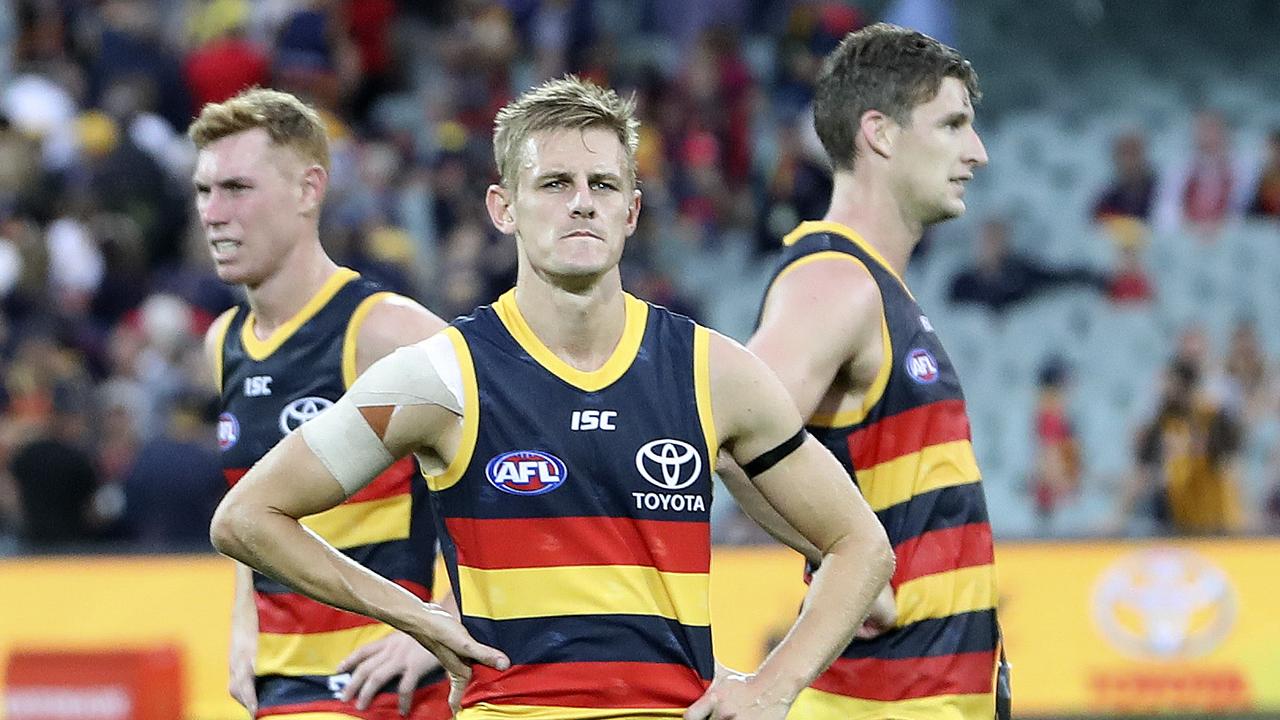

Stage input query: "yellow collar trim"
[
  {"left": 493, "top": 289, "right": 649, "bottom": 392},
  {"left": 782, "top": 220, "right": 906, "bottom": 286},
  {"left": 241, "top": 268, "right": 359, "bottom": 360}
]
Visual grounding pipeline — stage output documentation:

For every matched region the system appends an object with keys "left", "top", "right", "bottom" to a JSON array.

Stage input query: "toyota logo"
[
  {"left": 279, "top": 396, "right": 334, "bottom": 434},
  {"left": 635, "top": 438, "right": 701, "bottom": 490}
]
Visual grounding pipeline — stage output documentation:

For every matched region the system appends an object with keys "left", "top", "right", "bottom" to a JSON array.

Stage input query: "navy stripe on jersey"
[
  {"left": 464, "top": 614, "right": 715, "bottom": 677},
  {"left": 874, "top": 482, "right": 991, "bottom": 547},
  {"left": 841, "top": 609, "right": 1000, "bottom": 660},
  {"left": 257, "top": 670, "right": 446, "bottom": 706}
]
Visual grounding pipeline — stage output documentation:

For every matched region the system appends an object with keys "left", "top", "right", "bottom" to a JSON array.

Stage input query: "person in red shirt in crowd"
[
  {"left": 184, "top": 9, "right": 270, "bottom": 112},
  {"left": 1031, "top": 359, "right": 1082, "bottom": 531}
]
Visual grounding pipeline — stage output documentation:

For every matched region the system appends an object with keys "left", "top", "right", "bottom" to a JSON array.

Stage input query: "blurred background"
[{"left": 0, "top": 0, "right": 1278, "bottom": 718}]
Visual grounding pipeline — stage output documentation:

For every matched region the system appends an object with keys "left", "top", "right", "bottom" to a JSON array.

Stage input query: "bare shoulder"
[
  {"left": 761, "top": 254, "right": 883, "bottom": 338},
  {"left": 354, "top": 294, "right": 447, "bottom": 373}
]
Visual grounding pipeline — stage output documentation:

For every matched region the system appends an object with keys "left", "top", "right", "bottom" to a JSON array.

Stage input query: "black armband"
[{"left": 742, "top": 428, "right": 807, "bottom": 477}]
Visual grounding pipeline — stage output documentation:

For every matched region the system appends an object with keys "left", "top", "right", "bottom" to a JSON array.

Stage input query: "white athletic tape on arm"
[
  {"left": 345, "top": 335, "right": 463, "bottom": 415},
  {"left": 300, "top": 398, "right": 395, "bottom": 496}
]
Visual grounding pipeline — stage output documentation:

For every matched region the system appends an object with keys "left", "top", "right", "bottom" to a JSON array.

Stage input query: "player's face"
[
  {"left": 488, "top": 127, "right": 640, "bottom": 283},
  {"left": 892, "top": 76, "right": 988, "bottom": 225},
  {"left": 193, "top": 128, "right": 313, "bottom": 286}
]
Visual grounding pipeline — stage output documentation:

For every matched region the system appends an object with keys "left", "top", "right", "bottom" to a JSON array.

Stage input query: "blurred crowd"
[{"left": 0, "top": 0, "right": 1276, "bottom": 554}]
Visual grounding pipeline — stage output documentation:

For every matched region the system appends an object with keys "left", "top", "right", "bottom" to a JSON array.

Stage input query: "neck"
[
  {"left": 512, "top": 263, "right": 626, "bottom": 372},
  {"left": 824, "top": 170, "right": 919, "bottom": 277},
  {"left": 244, "top": 240, "right": 340, "bottom": 335}
]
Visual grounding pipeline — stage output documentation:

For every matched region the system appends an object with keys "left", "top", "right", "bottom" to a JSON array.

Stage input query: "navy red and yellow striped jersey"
[
  {"left": 216, "top": 268, "right": 439, "bottom": 715},
  {"left": 430, "top": 290, "right": 718, "bottom": 719},
  {"left": 765, "top": 222, "right": 1000, "bottom": 720}
]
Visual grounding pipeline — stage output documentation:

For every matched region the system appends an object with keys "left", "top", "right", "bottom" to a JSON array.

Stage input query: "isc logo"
[
  {"left": 244, "top": 375, "right": 273, "bottom": 397},
  {"left": 486, "top": 450, "right": 567, "bottom": 496},
  {"left": 571, "top": 409, "right": 617, "bottom": 431}
]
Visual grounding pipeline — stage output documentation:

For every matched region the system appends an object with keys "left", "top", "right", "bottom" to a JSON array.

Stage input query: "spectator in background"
[
  {"left": 1223, "top": 318, "right": 1275, "bottom": 423},
  {"left": 1115, "top": 358, "right": 1245, "bottom": 535},
  {"left": 1108, "top": 244, "right": 1154, "bottom": 304},
  {"left": 1093, "top": 132, "right": 1157, "bottom": 222},
  {"left": 948, "top": 217, "right": 1108, "bottom": 312},
  {"left": 183, "top": 0, "right": 270, "bottom": 111},
  {"left": 1156, "top": 110, "right": 1241, "bottom": 235},
  {"left": 1247, "top": 128, "right": 1280, "bottom": 219},
  {"left": 120, "top": 391, "right": 222, "bottom": 549},
  {"left": 1029, "top": 358, "right": 1081, "bottom": 532}
]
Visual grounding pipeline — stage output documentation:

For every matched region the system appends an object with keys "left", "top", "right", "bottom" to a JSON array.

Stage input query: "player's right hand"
[
  {"left": 404, "top": 604, "right": 509, "bottom": 716},
  {"left": 228, "top": 645, "right": 257, "bottom": 716}
]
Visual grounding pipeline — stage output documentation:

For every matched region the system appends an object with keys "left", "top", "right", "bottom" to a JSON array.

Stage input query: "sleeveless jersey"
[
  {"left": 216, "top": 268, "right": 440, "bottom": 715},
  {"left": 767, "top": 222, "right": 1000, "bottom": 720},
  {"left": 428, "top": 290, "right": 717, "bottom": 719}
]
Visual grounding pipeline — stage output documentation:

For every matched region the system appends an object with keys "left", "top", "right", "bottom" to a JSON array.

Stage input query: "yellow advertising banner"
[
  {"left": 2, "top": 540, "right": 1278, "bottom": 719},
  {"left": 996, "top": 539, "right": 1280, "bottom": 715}
]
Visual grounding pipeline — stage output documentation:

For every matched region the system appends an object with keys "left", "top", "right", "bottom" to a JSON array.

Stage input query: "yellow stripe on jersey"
[
  {"left": 788, "top": 687, "right": 995, "bottom": 720},
  {"left": 257, "top": 622, "right": 396, "bottom": 676},
  {"left": 300, "top": 494, "right": 411, "bottom": 549},
  {"left": 771, "top": 249, "right": 864, "bottom": 285},
  {"left": 693, "top": 326, "right": 718, "bottom": 462},
  {"left": 895, "top": 564, "right": 998, "bottom": 627},
  {"left": 782, "top": 221, "right": 909, "bottom": 291},
  {"left": 857, "top": 440, "right": 981, "bottom": 512},
  {"left": 342, "top": 291, "right": 395, "bottom": 389},
  {"left": 457, "top": 564, "right": 711, "bottom": 626},
  {"left": 242, "top": 268, "right": 359, "bottom": 361},
  {"left": 460, "top": 704, "right": 685, "bottom": 719},
  {"left": 210, "top": 307, "right": 238, "bottom": 393},
  {"left": 426, "top": 327, "right": 479, "bottom": 491},
  {"left": 493, "top": 290, "right": 649, "bottom": 392}
]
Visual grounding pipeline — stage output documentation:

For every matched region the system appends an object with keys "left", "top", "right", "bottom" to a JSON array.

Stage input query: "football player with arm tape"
[{"left": 212, "top": 334, "right": 508, "bottom": 712}]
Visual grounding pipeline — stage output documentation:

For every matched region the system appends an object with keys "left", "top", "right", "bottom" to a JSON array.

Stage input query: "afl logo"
[
  {"left": 217, "top": 412, "right": 239, "bottom": 450},
  {"left": 905, "top": 348, "right": 940, "bottom": 384},
  {"left": 486, "top": 450, "right": 567, "bottom": 495},
  {"left": 635, "top": 438, "right": 702, "bottom": 490},
  {"left": 278, "top": 396, "right": 334, "bottom": 434}
]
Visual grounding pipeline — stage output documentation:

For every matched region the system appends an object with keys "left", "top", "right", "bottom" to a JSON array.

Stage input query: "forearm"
[
  {"left": 752, "top": 527, "right": 894, "bottom": 700},
  {"left": 230, "top": 563, "right": 258, "bottom": 650},
  {"left": 212, "top": 505, "right": 437, "bottom": 635},
  {"left": 718, "top": 457, "right": 821, "bottom": 565}
]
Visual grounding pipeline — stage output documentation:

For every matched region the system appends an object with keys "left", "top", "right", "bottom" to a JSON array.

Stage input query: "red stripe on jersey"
[
  {"left": 444, "top": 516, "right": 710, "bottom": 573},
  {"left": 256, "top": 581, "right": 431, "bottom": 634},
  {"left": 258, "top": 680, "right": 450, "bottom": 719},
  {"left": 891, "top": 523, "right": 995, "bottom": 589},
  {"left": 811, "top": 650, "right": 996, "bottom": 701},
  {"left": 224, "top": 468, "right": 247, "bottom": 488},
  {"left": 464, "top": 661, "right": 709, "bottom": 709},
  {"left": 346, "top": 456, "right": 415, "bottom": 504},
  {"left": 847, "top": 399, "right": 971, "bottom": 469}
]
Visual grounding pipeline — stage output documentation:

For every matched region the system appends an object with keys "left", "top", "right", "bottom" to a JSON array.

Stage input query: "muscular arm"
[
  {"left": 718, "top": 259, "right": 883, "bottom": 560},
  {"left": 690, "top": 332, "right": 893, "bottom": 718}
]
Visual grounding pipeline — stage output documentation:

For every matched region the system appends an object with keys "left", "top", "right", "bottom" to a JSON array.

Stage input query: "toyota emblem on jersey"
[
  {"left": 486, "top": 450, "right": 567, "bottom": 495},
  {"left": 905, "top": 348, "right": 940, "bottom": 384},
  {"left": 278, "top": 396, "right": 335, "bottom": 434},
  {"left": 635, "top": 438, "right": 702, "bottom": 490}
]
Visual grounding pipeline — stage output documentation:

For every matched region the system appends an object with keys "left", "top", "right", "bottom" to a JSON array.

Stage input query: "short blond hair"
[
  {"left": 493, "top": 76, "right": 639, "bottom": 189},
  {"left": 188, "top": 87, "right": 330, "bottom": 171}
]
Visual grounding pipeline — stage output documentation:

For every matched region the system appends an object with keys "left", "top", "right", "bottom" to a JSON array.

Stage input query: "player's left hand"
[
  {"left": 684, "top": 670, "right": 792, "bottom": 720},
  {"left": 338, "top": 632, "right": 442, "bottom": 715}
]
